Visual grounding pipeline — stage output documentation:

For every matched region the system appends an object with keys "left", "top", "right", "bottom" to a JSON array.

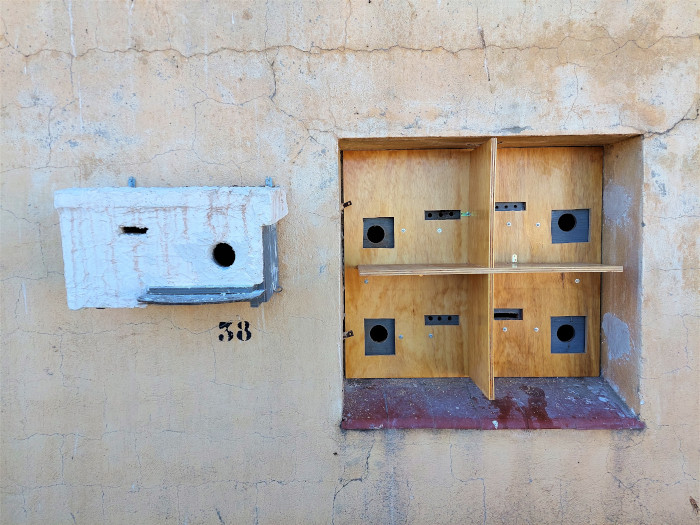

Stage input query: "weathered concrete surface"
[{"left": 1, "top": 1, "right": 698, "bottom": 523}]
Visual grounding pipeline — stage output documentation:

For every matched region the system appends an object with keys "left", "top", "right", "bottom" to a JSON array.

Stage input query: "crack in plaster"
[
  {"left": 331, "top": 440, "right": 374, "bottom": 524},
  {"left": 2, "top": 34, "right": 697, "bottom": 176},
  {"left": 3, "top": 32, "right": 698, "bottom": 61},
  {"left": 449, "top": 444, "right": 487, "bottom": 525}
]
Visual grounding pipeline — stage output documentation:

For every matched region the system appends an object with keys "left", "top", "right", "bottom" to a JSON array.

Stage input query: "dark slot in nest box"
[
  {"left": 495, "top": 202, "right": 526, "bottom": 211},
  {"left": 363, "top": 217, "right": 395, "bottom": 248},
  {"left": 424, "top": 314, "right": 460, "bottom": 325},
  {"left": 551, "top": 209, "right": 590, "bottom": 243},
  {"left": 424, "top": 210, "right": 460, "bottom": 220},
  {"left": 494, "top": 308, "right": 523, "bottom": 320},
  {"left": 120, "top": 226, "right": 148, "bottom": 234},
  {"left": 364, "top": 318, "right": 396, "bottom": 355},
  {"left": 551, "top": 316, "right": 586, "bottom": 354}
]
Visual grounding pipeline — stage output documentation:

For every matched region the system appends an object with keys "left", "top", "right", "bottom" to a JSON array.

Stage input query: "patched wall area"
[{"left": 1, "top": 2, "right": 698, "bottom": 524}]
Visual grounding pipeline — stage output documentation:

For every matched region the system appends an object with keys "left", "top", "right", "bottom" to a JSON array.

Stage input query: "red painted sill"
[{"left": 342, "top": 377, "right": 644, "bottom": 430}]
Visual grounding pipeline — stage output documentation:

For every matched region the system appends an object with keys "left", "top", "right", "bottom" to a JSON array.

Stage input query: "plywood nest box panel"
[{"left": 341, "top": 135, "right": 635, "bottom": 400}]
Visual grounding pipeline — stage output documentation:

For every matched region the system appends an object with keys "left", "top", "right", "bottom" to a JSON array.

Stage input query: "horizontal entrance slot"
[
  {"left": 494, "top": 308, "right": 523, "bottom": 320},
  {"left": 120, "top": 226, "right": 148, "bottom": 234}
]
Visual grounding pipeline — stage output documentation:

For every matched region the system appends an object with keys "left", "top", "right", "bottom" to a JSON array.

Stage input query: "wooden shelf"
[
  {"left": 492, "top": 263, "right": 622, "bottom": 273},
  {"left": 357, "top": 263, "right": 623, "bottom": 276},
  {"left": 358, "top": 264, "right": 488, "bottom": 276}
]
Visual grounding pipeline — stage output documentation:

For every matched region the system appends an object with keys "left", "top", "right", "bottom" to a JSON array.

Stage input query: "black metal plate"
[
  {"left": 551, "top": 209, "right": 590, "bottom": 244},
  {"left": 551, "top": 316, "right": 586, "bottom": 354},
  {"left": 495, "top": 202, "right": 526, "bottom": 211},
  {"left": 363, "top": 217, "right": 395, "bottom": 248},
  {"left": 364, "top": 318, "right": 396, "bottom": 355},
  {"left": 424, "top": 210, "right": 460, "bottom": 220},
  {"left": 424, "top": 315, "right": 460, "bottom": 325}
]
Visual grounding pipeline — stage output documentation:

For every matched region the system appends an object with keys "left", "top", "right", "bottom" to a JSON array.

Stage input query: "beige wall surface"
[{"left": 1, "top": 1, "right": 698, "bottom": 523}]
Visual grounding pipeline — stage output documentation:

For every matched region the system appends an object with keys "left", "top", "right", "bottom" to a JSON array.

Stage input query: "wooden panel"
[
  {"left": 358, "top": 262, "right": 622, "bottom": 276},
  {"left": 467, "top": 138, "right": 496, "bottom": 266},
  {"left": 496, "top": 134, "right": 638, "bottom": 148},
  {"left": 358, "top": 263, "right": 487, "bottom": 275},
  {"left": 466, "top": 274, "right": 493, "bottom": 399},
  {"left": 464, "top": 139, "right": 495, "bottom": 399},
  {"left": 339, "top": 137, "right": 489, "bottom": 151},
  {"left": 343, "top": 149, "right": 471, "bottom": 266},
  {"left": 494, "top": 147, "right": 603, "bottom": 264},
  {"left": 491, "top": 263, "right": 620, "bottom": 273},
  {"left": 338, "top": 134, "right": 639, "bottom": 151},
  {"left": 344, "top": 268, "right": 472, "bottom": 378},
  {"left": 493, "top": 273, "right": 600, "bottom": 377}
]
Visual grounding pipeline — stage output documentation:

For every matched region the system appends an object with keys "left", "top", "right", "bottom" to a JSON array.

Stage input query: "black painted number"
[
  {"left": 237, "top": 321, "right": 251, "bottom": 341},
  {"left": 219, "top": 322, "right": 234, "bottom": 341},
  {"left": 219, "top": 321, "right": 252, "bottom": 342}
]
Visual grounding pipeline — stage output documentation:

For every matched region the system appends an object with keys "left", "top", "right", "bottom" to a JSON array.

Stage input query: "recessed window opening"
[{"left": 340, "top": 135, "right": 643, "bottom": 430}]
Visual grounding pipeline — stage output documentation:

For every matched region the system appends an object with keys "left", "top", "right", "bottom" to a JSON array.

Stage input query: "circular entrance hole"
[
  {"left": 556, "top": 324, "right": 575, "bottom": 342},
  {"left": 213, "top": 243, "right": 235, "bottom": 267},
  {"left": 369, "top": 324, "right": 388, "bottom": 343},
  {"left": 366, "top": 225, "right": 385, "bottom": 244},
  {"left": 558, "top": 213, "right": 577, "bottom": 232}
]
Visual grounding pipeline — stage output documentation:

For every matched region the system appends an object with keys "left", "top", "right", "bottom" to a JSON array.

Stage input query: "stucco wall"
[{"left": 1, "top": 2, "right": 698, "bottom": 523}]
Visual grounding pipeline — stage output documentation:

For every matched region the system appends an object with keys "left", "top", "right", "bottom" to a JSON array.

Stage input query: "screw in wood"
[
  {"left": 534, "top": 327, "right": 539, "bottom": 332},
  {"left": 502, "top": 327, "right": 508, "bottom": 332}
]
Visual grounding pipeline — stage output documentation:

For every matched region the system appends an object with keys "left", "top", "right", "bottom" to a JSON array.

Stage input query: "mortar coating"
[
  {"left": 602, "top": 312, "right": 633, "bottom": 362},
  {"left": 603, "top": 182, "right": 632, "bottom": 226}
]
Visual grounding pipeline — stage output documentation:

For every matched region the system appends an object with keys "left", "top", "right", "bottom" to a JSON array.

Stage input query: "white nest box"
[{"left": 54, "top": 185, "right": 287, "bottom": 309}]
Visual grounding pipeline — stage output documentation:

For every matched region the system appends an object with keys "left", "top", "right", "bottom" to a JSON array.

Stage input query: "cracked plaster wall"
[{"left": 1, "top": 1, "right": 698, "bottom": 524}]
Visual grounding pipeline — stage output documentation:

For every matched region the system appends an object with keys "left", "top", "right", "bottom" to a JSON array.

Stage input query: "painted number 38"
[{"left": 218, "top": 321, "right": 252, "bottom": 342}]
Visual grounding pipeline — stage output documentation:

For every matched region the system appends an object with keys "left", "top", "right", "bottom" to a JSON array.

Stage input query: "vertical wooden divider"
[{"left": 465, "top": 138, "right": 496, "bottom": 399}]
